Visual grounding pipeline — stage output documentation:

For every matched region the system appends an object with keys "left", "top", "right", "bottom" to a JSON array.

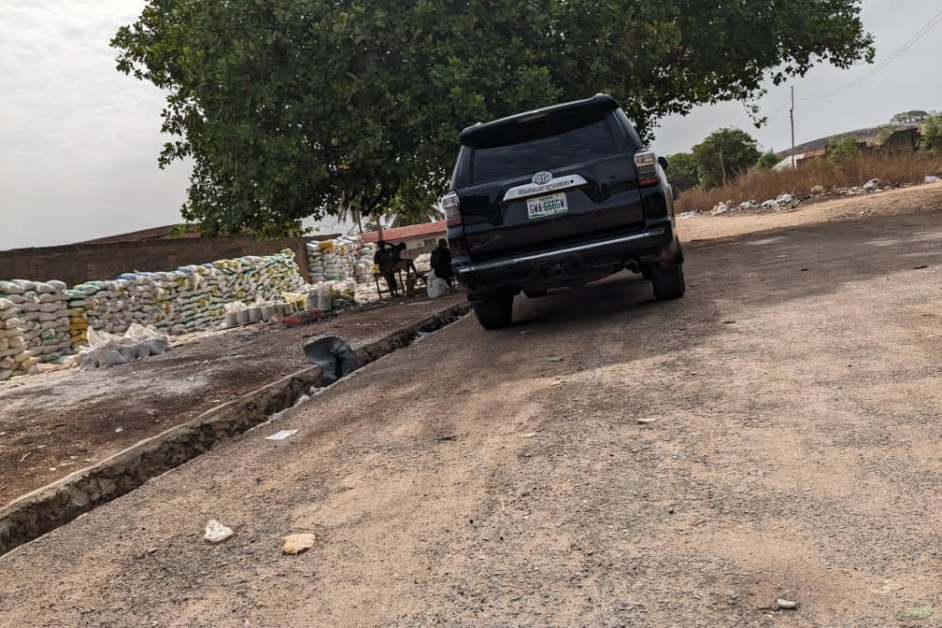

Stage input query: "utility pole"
[{"left": 790, "top": 85, "right": 796, "bottom": 169}]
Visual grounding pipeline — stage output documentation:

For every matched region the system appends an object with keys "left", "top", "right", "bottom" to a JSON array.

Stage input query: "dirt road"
[{"left": 2, "top": 186, "right": 942, "bottom": 626}]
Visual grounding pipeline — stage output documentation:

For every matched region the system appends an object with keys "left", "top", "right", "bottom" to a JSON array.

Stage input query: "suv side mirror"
[{"left": 658, "top": 156, "right": 669, "bottom": 171}]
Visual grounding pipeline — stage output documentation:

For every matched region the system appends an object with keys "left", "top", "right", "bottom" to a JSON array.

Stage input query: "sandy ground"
[
  {"left": 1, "top": 184, "right": 942, "bottom": 626},
  {"left": 0, "top": 293, "right": 464, "bottom": 505}
]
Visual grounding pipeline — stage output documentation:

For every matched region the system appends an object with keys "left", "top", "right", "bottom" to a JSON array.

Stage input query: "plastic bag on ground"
[
  {"left": 303, "top": 336, "right": 360, "bottom": 385},
  {"left": 426, "top": 270, "right": 448, "bottom": 299}
]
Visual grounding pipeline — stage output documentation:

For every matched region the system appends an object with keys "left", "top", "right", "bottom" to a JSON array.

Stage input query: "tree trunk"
[{"left": 719, "top": 146, "right": 727, "bottom": 187}]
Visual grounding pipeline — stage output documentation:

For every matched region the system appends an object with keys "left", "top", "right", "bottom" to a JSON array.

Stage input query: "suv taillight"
[
  {"left": 441, "top": 192, "right": 461, "bottom": 226},
  {"left": 634, "top": 150, "right": 660, "bottom": 187}
]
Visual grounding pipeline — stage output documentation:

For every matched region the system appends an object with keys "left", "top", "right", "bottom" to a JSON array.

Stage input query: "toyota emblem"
[{"left": 532, "top": 171, "right": 553, "bottom": 185}]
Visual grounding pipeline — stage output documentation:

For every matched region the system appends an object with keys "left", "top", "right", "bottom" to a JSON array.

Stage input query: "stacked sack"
[
  {"left": 337, "top": 239, "right": 358, "bottom": 280},
  {"left": 356, "top": 243, "right": 377, "bottom": 283},
  {"left": 67, "top": 281, "right": 113, "bottom": 340},
  {"left": 0, "top": 295, "right": 31, "bottom": 380},
  {"left": 320, "top": 241, "right": 343, "bottom": 281},
  {"left": 34, "top": 280, "right": 72, "bottom": 360},
  {"left": 0, "top": 279, "right": 72, "bottom": 364},
  {"left": 115, "top": 273, "right": 172, "bottom": 329},
  {"left": 306, "top": 243, "right": 326, "bottom": 284},
  {"left": 162, "top": 265, "right": 223, "bottom": 334},
  {"left": 69, "top": 280, "right": 134, "bottom": 335},
  {"left": 413, "top": 253, "right": 432, "bottom": 274},
  {"left": 161, "top": 250, "right": 304, "bottom": 333},
  {"left": 67, "top": 292, "right": 92, "bottom": 347}
]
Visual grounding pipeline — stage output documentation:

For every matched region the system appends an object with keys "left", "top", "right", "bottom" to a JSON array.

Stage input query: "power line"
[
  {"left": 765, "top": 98, "right": 791, "bottom": 122},
  {"left": 800, "top": 6, "right": 942, "bottom": 101}
]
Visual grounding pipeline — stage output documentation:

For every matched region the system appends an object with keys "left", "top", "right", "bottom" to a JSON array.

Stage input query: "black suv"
[{"left": 441, "top": 94, "right": 685, "bottom": 329}]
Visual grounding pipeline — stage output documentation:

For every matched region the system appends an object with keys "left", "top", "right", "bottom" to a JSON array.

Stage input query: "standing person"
[
  {"left": 430, "top": 239, "right": 455, "bottom": 287},
  {"left": 374, "top": 241, "right": 399, "bottom": 297}
]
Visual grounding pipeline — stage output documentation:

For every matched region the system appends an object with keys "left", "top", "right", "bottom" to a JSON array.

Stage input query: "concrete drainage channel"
[{"left": 0, "top": 302, "right": 471, "bottom": 557}]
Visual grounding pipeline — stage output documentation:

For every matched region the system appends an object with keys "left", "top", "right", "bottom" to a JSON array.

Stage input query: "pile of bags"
[
  {"left": 77, "top": 324, "right": 171, "bottom": 370},
  {"left": 62, "top": 250, "right": 305, "bottom": 337},
  {"left": 0, "top": 279, "right": 72, "bottom": 365},
  {"left": 355, "top": 243, "right": 377, "bottom": 283},
  {"left": 306, "top": 242, "right": 326, "bottom": 284},
  {"left": 72, "top": 280, "right": 137, "bottom": 335},
  {"left": 303, "top": 280, "right": 359, "bottom": 312},
  {"left": 307, "top": 238, "right": 363, "bottom": 284},
  {"left": 0, "top": 296, "right": 31, "bottom": 380},
  {"left": 0, "top": 249, "right": 307, "bottom": 381}
]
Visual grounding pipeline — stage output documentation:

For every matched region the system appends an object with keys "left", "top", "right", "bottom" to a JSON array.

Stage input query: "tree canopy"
[
  {"left": 922, "top": 116, "right": 942, "bottom": 155},
  {"left": 665, "top": 152, "right": 699, "bottom": 191},
  {"left": 112, "top": 0, "right": 874, "bottom": 236},
  {"left": 756, "top": 150, "right": 780, "bottom": 170},
  {"left": 691, "top": 128, "right": 761, "bottom": 188},
  {"left": 827, "top": 135, "right": 862, "bottom": 163},
  {"left": 891, "top": 110, "right": 931, "bottom": 124}
]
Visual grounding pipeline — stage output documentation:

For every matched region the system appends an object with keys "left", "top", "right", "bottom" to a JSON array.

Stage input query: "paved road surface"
[{"left": 2, "top": 193, "right": 942, "bottom": 627}]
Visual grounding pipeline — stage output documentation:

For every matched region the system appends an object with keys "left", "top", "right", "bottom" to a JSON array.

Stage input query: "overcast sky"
[{"left": 1, "top": 0, "right": 940, "bottom": 251}]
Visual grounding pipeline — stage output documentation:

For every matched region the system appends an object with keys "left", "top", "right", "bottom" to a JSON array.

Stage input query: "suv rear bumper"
[{"left": 455, "top": 223, "right": 677, "bottom": 291}]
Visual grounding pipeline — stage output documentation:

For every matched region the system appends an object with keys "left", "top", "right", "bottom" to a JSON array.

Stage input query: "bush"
[
  {"left": 828, "top": 135, "right": 862, "bottom": 164},
  {"left": 666, "top": 152, "right": 699, "bottom": 191},
  {"left": 756, "top": 151, "right": 780, "bottom": 170},
  {"left": 921, "top": 116, "right": 942, "bottom": 154},
  {"left": 692, "top": 128, "right": 762, "bottom": 188}
]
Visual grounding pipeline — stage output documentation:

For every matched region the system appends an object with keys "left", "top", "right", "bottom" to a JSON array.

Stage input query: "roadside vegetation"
[
  {"left": 672, "top": 112, "right": 942, "bottom": 214},
  {"left": 675, "top": 151, "right": 942, "bottom": 214}
]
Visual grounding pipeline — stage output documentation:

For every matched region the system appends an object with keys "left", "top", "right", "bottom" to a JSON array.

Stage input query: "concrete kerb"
[{"left": 0, "top": 301, "right": 471, "bottom": 557}]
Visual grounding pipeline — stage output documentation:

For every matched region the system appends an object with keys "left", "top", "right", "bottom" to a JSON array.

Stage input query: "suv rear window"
[{"left": 470, "top": 116, "right": 617, "bottom": 184}]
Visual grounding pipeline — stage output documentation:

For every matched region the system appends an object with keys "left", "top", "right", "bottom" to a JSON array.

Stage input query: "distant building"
[
  {"left": 361, "top": 221, "right": 447, "bottom": 255},
  {"left": 772, "top": 149, "right": 827, "bottom": 171}
]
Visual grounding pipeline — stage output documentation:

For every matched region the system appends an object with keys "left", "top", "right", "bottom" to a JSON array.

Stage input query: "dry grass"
[{"left": 675, "top": 153, "right": 942, "bottom": 214}]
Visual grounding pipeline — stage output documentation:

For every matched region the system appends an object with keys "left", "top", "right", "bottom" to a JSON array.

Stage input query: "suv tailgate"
[{"left": 457, "top": 109, "right": 645, "bottom": 262}]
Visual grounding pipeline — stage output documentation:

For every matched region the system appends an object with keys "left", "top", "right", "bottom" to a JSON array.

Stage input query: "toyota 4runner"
[{"left": 441, "top": 94, "right": 685, "bottom": 329}]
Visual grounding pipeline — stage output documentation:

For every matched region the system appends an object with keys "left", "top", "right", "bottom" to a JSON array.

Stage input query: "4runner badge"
[{"left": 532, "top": 171, "right": 552, "bottom": 185}]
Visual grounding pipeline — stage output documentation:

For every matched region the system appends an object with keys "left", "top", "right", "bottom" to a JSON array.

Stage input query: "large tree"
[
  {"left": 113, "top": 0, "right": 874, "bottom": 236},
  {"left": 692, "top": 128, "right": 762, "bottom": 188}
]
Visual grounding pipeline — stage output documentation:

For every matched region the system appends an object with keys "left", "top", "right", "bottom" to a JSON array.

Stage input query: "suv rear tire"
[
  {"left": 651, "top": 264, "right": 686, "bottom": 300},
  {"left": 523, "top": 289, "right": 547, "bottom": 299},
  {"left": 471, "top": 289, "right": 514, "bottom": 329}
]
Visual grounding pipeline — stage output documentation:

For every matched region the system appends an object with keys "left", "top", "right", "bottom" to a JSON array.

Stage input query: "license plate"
[{"left": 527, "top": 193, "right": 568, "bottom": 220}]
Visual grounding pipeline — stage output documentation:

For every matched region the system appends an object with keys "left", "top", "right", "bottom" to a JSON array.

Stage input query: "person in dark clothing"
[
  {"left": 374, "top": 241, "right": 399, "bottom": 297},
  {"left": 392, "top": 242, "right": 418, "bottom": 275},
  {"left": 430, "top": 239, "right": 455, "bottom": 287}
]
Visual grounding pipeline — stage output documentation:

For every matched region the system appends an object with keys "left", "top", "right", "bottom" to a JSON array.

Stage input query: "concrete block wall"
[{"left": 0, "top": 236, "right": 316, "bottom": 286}]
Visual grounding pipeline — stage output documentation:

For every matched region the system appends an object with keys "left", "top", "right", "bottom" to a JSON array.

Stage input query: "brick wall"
[{"left": 0, "top": 236, "right": 320, "bottom": 287}]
